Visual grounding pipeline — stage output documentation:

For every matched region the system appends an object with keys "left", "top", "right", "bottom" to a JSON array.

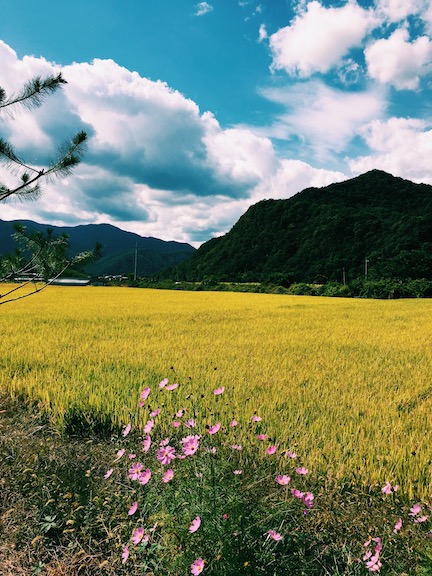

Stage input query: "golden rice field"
[{"left": 1, "top": 284, "right": 431, "bottom": 498}]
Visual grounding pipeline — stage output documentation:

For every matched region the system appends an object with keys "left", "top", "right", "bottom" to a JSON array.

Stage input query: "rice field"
[{"left": 1, "top": 284, "right": 431, "bottom": 498}]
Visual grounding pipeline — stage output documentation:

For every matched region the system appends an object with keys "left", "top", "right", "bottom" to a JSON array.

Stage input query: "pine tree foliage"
[
  {"left": 0, "top": 72, "right": 87, "bottom": 202},
  {"left": 0, "top": 73, "right": 92, "bottom": 303}
]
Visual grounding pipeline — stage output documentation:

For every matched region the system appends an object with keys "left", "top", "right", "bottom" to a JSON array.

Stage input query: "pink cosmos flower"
[
  {"left": 363, "top": 537, "right": 382, "bottom": 571},
  {"left": 208, "top": 422, "right": 221, "bottom": 435},
  {"left": 381, "top": 481, "right": 398, "bottom": 494},
  {"left": 138, "top": 468, "right": 152, "bottom": 485},
  {"left": 181, "top": 435, "right": 200, "bottom": 456},
  {"left": 302, "top": 492, "right": 315, "bottom": 509},
  {"left": 296, "top": 467, "right": 309, "bottom": 475},
  {"left": 292, "top": 489, "right": 304, "bottom": 499},
  {"left": 159, "top": 378, "right": 168, "bottom": 388},
  {"left": 122, "top": 423, "right": 131, "bottom": 437},
  {"left": 409, "top": 504, "right": 422, "bottom": 516},
  {"left": 393, "top": 518, "right": 402, "bottom": 533},
  {"left": 251, "top": 415, "right": 262, "bottom": 422},
  {"left": 143, "top": 435, "right": 151, "bottom": 452},
  {"left": 144, "top": 419, "right": 154, "bottom": 433},
  {"left": 160, "top": 437, "right": 170, "bottom": 447},
  {"left": 114, "top": 448, "right": 125, "bottom": 461},
  {"left": 129, "top": 462, "right": 144, "bottom": 481},
  {"left": 233, "top": 469, "right": 243, "bottom": 475},
  {"left": 150, "top": 408, "right": 161, "bottom": 418},
  {"left": 257, "top": 434, "right": 267, "bottom": 441},
  {"left": 276, "top": 474, "right": 290, "bottom": 485},
  {"left": 268, "top": 529, "right": 283, "bottom": 541},
  {"left": 223, "top": 513, "right": 229, "bottom": 520},
  {"left": 131, "top": 527, "right": 145, "bottom": 544},
  {"left": 381, "top": 482, "right": 392, "bottom": 494},
  {"left": 181, "top": 434, "right": 199, "bottom": 445},
  {"left": 366, "top": 558, "right": 382, "bottom": 572},
  {"left": 191, "top": 557, "right": 205, "bottom": 574},
  {"left": 185, "top": 419, "right": 196, "bottom": 428},
  {"left": 414, "top": 515, "right": 429, "bottom": 523},
  {"left": 213, "top": 386, "right": 225, "bottom": 395},
  {"left": 266, "top": 444, "right": 279, "bottom": 455},
  {"left": 189, "top": 516, "right": 201, "bottom": 533},
  {"left": 140, "top": 387, "right": 151, "bottom": 401},
  {"left": 172, "top": 421, "right": 181, "bottom": 427},
  {"left": 163, "top": 469, "right": 174, "bottom": 483},
  {"left": 372, "top": 537, "right": 382, "bottom": 551},
  {"left": 230, "top": 445, "right": 242, "bottom": 451},
  {"left": 104, "top": 468, "right": 113, "bottom": 479},
  {"left": 176, "top": 408, "right": 186, "bottom": 417},
  {"left": 157, "top": 445, "right": 176, "bottom": 465},
  {"left": 122, "top": 545, "right": 129, "bottom": 564},
  {"left": 128, "top": 502, "right": 138, "bottom": 516},
  {"left": 128, "top": 453, "right": 136, "bottom": 459},
  {"left": 166, "top": 383, "right": 178, "bottom": 391},
  {"left": 285, "top": 451, "right": 297, "bottom": 458},
  {"left": 230, "top": 420, "right": 238, "bottom": 427}
]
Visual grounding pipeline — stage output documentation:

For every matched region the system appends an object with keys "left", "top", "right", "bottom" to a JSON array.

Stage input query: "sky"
[{"left": 0, "top": 0, "right": 431, "bottom": 246}]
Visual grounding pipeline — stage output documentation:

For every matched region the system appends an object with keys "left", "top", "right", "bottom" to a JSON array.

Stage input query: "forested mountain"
[
  {"left": 0, "top": 220, "right": 195, "bottom": 277},
  {"left": 172, "top": 170, "right": 432, "bottom": 283}
]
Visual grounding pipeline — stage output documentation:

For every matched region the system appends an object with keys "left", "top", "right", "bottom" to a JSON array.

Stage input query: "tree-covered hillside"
[{"left": 173, "top": 170, "right": 432, "bottom": 283}]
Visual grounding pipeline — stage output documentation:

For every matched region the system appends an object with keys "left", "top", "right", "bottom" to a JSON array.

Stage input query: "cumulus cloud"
[
  {"left": 195, "top": 2, "right": 213, "bottom": 16},
  {"left": 1, "top": 39, "right": 349, "bottom": 245},
  {"left": 421, "top": 3, "right": 432, "bottom": 34},
  {"left": 365, "top": 28, "right": 432, "bottom": 90},
  {"left": 258, "top": 81, "right": 385, "bottom": 159},
  {"left": 349, "top": 117, "right": 432, "bottom": 184},
  {"left": 269, "top": 1, "right": 376, "bottom": 77},
  {"left": 250, "top": 159, "right": 346, "bottom": 201},
  {"left": 375, "top": 0, "right": 427, "bottom": 22}
]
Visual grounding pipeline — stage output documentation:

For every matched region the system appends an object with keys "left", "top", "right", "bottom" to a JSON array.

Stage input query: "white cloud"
[
  {"left": 365, "top": 28, "right": 432, "bottom": 90},
  {"left": 375, "top": 0, "right": 427, "bottom": 22},
  {"left": 420, "top": 2, "right": 432, "bottom": 35},
  {"left": 349, "top": 117, "right": 432, "bottom": 184},
  {"left": 250, "top": 159, "right": 346, "bottom": 202},
  {"left": 258, "top": 81, "right": 385, "bottom": 159},
  {"left": 4, "top": 40, "right": 339, "bottom": 245},
  {"left": 258, "top": 24, "right": 268, "bottom": 43},
  {"left": 269, "top": 1, "right": 376, "bottom": 77},
  {"left": 202, "top": 116, "right": 277, "bottom": 184},
  {"left": 195, "top": 2, "right": 213, "bottom": 16}
]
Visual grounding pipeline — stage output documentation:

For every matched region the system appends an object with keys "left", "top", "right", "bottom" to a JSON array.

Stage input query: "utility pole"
[
  {"left": 342, "top": 267, "right": 346, "bottom": 285},
  {"left": 134, "top": 242, "right": 138, "bottom": 281},
  {"left": 365, "top": 258, "right": 369, "bottom": 278}
]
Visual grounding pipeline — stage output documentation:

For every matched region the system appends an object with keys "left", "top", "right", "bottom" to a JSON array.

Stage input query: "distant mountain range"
[
  {"left": 0, "top": 220, "right": 195, "bottom": 277},
  {"left": 172, "top": 170, "right": 432, "bottom": 283}
]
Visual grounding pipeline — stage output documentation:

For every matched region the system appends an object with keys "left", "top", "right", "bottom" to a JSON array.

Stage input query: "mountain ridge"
[
  {"left": 0, "top": 219, "right": 195, "bottom": 277},
  {"left": 171, "top": 170, "right": 432, "bottom": 283}
]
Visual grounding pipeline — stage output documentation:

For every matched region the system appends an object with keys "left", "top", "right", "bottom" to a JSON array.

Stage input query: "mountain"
[
  {"left": 172, "top": 170, "right": 432, "bottom": 283},
  {"left": 0, "top": 220, "right": 195, "bottom": 277}
]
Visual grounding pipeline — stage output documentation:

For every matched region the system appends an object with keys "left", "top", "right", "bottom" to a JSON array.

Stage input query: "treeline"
[{"left": 131, "top": 277, "right": 432, "bottom": 299}]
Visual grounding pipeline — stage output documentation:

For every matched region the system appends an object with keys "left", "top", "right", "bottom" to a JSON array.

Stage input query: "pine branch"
[
  {"left": 0, "top": 73, "right": 67, "bottom": 113},
  {"left": 46, "top": 131, "right": 88, "bottom": 178},
  {"left": 0, "top": 131, "right": 87, "bottom": 202}
]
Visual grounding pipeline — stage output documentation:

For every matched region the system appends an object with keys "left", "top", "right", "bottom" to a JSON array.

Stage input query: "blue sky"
[{"left": 1, "top": 0, "right": 431, "bottom": 245}]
